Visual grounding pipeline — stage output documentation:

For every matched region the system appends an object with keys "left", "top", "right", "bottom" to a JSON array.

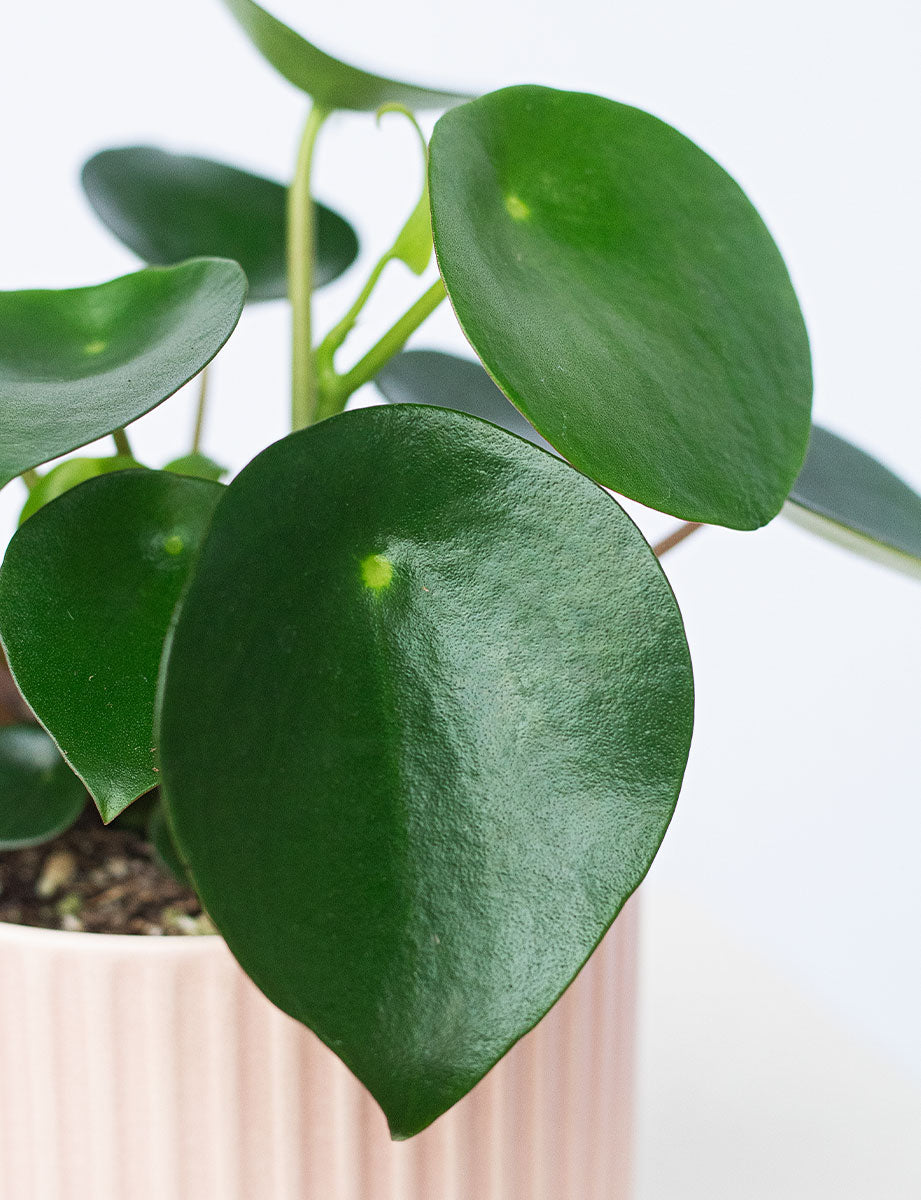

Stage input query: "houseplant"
[{"left": 1, "top": 0, "right": 920, "bottom": 1195}]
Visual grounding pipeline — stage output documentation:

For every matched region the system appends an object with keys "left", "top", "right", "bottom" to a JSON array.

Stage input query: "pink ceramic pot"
[{"left": 0, "top": 897, "right": 637, "bottom": 1200}]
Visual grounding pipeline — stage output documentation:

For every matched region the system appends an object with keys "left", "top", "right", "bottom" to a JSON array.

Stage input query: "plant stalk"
[
  {"left": 314, "top": 255, "right": 391, "bottom": 381},
  {"left": 20, "top": 468, "right": 39, "bottom": 492},
  {"left": 112, "top": 428, "right": 133, "bottom": 457},
  {"left": 289, "top": 102, "right": 330, "bottom": 431},
  {"left": 191, "top": 366, "right": 210, "bottom": 453},
  {"left": 653, "top": 521, "right": 703, "bottom": 558},
  {"left": 316, "top": 277, "right": 447, "bottom": 420}
]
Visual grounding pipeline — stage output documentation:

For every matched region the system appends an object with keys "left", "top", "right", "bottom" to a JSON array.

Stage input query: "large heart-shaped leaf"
[
  {"left": 429, "top": 86, "right": 813, "bottom": 530},
  {"left": 81, "top": 148, "right": 359, "bottom": 301},
  {"left": 0, "top": 726, "right": 87, "bottom": 851},
  {"left": 0, "top": 258, "right": 246, "bottom": 489},
  {"left": 375, "top": 349, "right": 555, "bottom": 452},
  {"left": 221, "top": 0, "right": 469, "bottom": 111},
  {"left": 157, "top": 405, "right": 693, "bottom": 1138},
  {"left": 785, "top": 424, "right": 921, "bottom": 578},
  {"left": 0, "top": 470, "right": 224, "bottom": 822}
]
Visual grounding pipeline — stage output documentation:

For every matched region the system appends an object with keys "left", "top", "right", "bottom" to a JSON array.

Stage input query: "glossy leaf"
[
  {"left": 108, "top": 789, "right": 157, "bottom": 835},
  {"left": 164, "top": 453, "right": 228, "bottom": 483},
  {"left": 785, "top": 425, "right": 921, "bottom": 578},
  {"left": 0, "top": 470, "right": 224, "bottom": 822},
  {"left": 82, "top": 147, "right": 359, "bottom": 301},
  {"left": 158, "top": 405, "right": 693, "bottom": 1138},
  {"left": 375, "top": 349, "right": 555, "bottom": 452},
  {"left": 0, "top": 726, "right": 86, "bottom": 851},
  {"left": 19, "top": 456, "right": 140, "bottom": 526},
  {"left": 221, "top": 0, "right": 469, "bottom": 111},
  {"left": 0, "top": 259, "right": 246, "bottom": 489},
  {"left": 429, "top": 85, "right": 813, "bottom": 530}
]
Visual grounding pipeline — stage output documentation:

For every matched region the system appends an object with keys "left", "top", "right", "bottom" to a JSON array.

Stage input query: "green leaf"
[
  {"left": 19, "top": 456, "right": 140, "bottom": 526},
  {"left": 0, "top": 259, "right": 246, "bottom": 489},
  {"left": 388, "top": 185, "right": 432, "bottom": 276},
  {"left": 429, "top": 86, "right": 813, "bottom": 530},
  {"left": 220, "top": 0, "right": 470, "bottom": 111},
  {"left": 81, "top": 147, "right": 359, "bottom": 301},
  {"left": 157, "top": 405, "right": 693, "bottom": 1138},
  {"left": 0, "top": 726, "right": 86, "bottom": 851},
  {"left": 377, "top": 107, "right": 433, "bottom": 275},
  {"left": 374, "top": 349, "right": 555, "bottom": 452},
  {"left": 148, "top": 801, "right": 192, "bottom": 886},
  {"left": 0, "top": 470, "right": 224, "bottom": 822},
  {"left": 108, "top": 789, "right": 157, "bottom": 835},
  {"left": 785, "top": 425, "right": 921, "bottom": 579},
  {"left": 164, "top": 452, "right": 228, "bottom": 483}
]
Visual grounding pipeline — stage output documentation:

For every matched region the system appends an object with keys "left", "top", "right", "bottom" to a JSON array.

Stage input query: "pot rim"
[{"left": 0, "top": 916, "right": 222, "bottom": 952}]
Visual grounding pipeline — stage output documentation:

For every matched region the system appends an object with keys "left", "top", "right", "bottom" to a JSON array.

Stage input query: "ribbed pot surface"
[{"left": 0, "top": 898, "right": 636, "bottom": 1200}]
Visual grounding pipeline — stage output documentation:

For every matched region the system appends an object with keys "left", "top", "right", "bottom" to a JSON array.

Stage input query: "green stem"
[
  {"left": 20, "top": 468, "right": 39, "bottom": 493},
  {"left": 316, "top": 278, "right": 447, "bottom": 420},
  {"left": 315, "top": 253, "right": 391, "bottom": 382},
  {"left": 191, "top": 366, "right": 209, "bottom": 453},
  {"left": 112, "top": 428, "right": 133, "bottom": 457},
  {"left": 289, "top": 102, "right": 330, "bottom": 431}
]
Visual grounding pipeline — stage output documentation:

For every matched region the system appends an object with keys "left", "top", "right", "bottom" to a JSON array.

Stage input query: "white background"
[{"left": 2, "top": 0, "right": 920, "bottom": 1192}]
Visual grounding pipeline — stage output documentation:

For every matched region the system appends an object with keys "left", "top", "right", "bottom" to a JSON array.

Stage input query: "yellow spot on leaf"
[
  {"left": 504, "top": 194, "right": 530, "bottom": 222},
  {"left": 163, "top": 534, "right": 184, "bottom": 557},
  {"left": 361, "top": 553, "right": 394, "bottom": 591},
  {"left": 83, "top": 339, "right": 107, "bottom": 356}
]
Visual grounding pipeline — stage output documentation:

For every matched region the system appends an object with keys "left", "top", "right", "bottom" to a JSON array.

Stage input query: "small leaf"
[
  {"left": 19, "top": 456, "right": 140, "bottom": 526},
  {"left": 0, "top": 726, "right": 86, "bottom": 851},
  {"left": 375, "top": 350, "right": 555, "bottom": 451},
  {"left": 81, "top": 147, "right": 359, "bottom": 301},
  {"left": 388, "top": 186, "right": 432, "bottom": 276},
  {"left": 164, "top": 453, "right": 228, "bottom": 483},
  {"left": 158, "top": 405, "right": 693, "bottom": 1138},
  {"left": 0, "top": 259, "right": 246, "bottom": 489},
  {"left": 148, "top": 801, "right": 192, "bottom": 886},
  {"left": 221, "top": 0, "right": 469, "bottom": 111},
  {"left": 785, "top": 425, "right": 921, "bottom": 579},
  {"left": 429, "top": 86, "right": 813, "bottom": 530},
  {"left": 0, "top": 470, "right": 224, "bottom": 822},
  {"left": 377, "top": 107, "right": 432, "bottom": 275}
]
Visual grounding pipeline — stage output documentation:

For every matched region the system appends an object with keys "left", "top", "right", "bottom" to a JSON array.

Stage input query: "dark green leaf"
[
  {"left": 164, "top": 452, "right": 228, "bottom": 483},
  {"left": 0, "top": 726, "right": 86, "bottom": 851},
  {"left": 19, "top": 456, "right": 140, "bottom": 526},
  {"left": 158, "top": 405, "right": 693, "bottom": 1138},
  {"left": 786, "top": 425, "right": 921, "bottom": 578},
  {"left": 148, "top": 801, "right": 192, "bottom": 886},
  {"left": 374, "top": 349, "right": 556, "bottom": 452},
  {"left": 221, "top": 0, "right": 470, "bottom": 111},
  {"left": 0, "top": 470, "right": 224, "bottom": 822},
  {"left": 429, "top": 86, "right": 813, "bottom": 530},
  {"left": 81, "top": 148, "right": 359, "bottom": 300},
  {"left": 108, "top": 789, "right": 157, "bottom": 835},
  {"left": 0, "top": 259, "right": 246, "bottom": 489}
]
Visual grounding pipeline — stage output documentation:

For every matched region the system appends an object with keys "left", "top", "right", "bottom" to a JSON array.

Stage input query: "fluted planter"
[{"left": 0, "top": 897, "right": 637, "bottom": 1200}]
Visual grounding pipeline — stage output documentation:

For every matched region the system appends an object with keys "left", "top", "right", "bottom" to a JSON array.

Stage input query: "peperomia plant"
[{"left": 1, "top": 0, "right": 920, "bottom": 1143}]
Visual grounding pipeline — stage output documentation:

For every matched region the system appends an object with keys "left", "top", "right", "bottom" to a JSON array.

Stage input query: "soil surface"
[
  {"left": 0, "top": 807, "right": 213, "bottom": 936},
  {"left": 0, "top": 652, "right": 211, "bottom": 936}
]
